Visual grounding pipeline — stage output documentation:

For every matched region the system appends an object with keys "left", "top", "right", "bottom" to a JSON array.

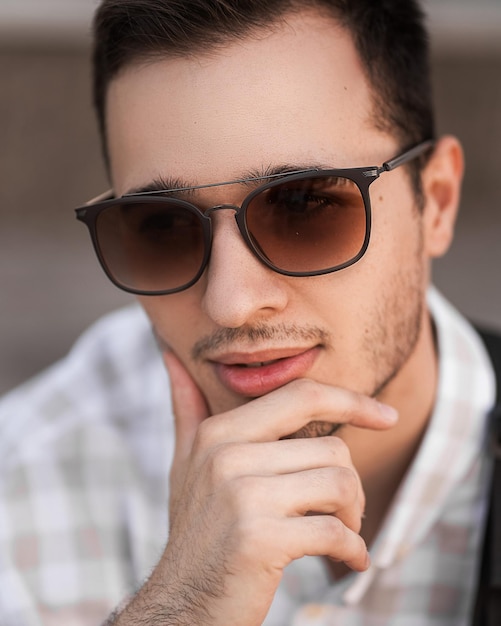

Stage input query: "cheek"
[
  {"left": 369, "top": 177, "right": 426, "bottom": 272},
  {"left": 138, "top": 292, "right": 206, "bottom": 356},
  {"left": 138, "top": 292, "right": 248, "bottom": 413},
  {"left": 309, "top": 183, "right": 426, "bottom": 373}
]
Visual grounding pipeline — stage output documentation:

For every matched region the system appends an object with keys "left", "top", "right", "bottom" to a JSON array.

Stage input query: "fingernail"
[{"left": 377, "top": 402, "right": 399, "bottom": 423}]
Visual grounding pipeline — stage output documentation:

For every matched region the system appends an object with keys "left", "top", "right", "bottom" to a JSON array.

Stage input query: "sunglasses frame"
[{"left": 75, "top": 140, "right": 434, "bottom": 296}]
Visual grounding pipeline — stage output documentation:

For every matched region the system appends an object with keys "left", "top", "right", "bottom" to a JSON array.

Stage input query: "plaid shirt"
[{"left": 0, "top": 289, "right": 496, "bottom": 626}]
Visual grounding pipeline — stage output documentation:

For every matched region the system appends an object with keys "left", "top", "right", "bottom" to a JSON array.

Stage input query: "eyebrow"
[{"left": 123, "top": 162, "right": 327, "bottom": 197}]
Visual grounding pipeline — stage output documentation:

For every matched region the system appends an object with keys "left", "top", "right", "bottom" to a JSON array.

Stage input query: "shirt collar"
[{"left": 343, "top": 286, "right": 496, "bottom": 604}]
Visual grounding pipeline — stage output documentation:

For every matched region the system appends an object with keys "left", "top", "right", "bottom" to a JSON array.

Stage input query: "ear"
[{"left": 421, "top": 135, "right": 464, "bottom": 258}]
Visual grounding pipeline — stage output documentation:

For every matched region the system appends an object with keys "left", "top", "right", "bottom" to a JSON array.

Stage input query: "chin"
[
  {"left": 281, "top": 420, "right": 343, "bottom": 439},
  {"left": 206, "top": 391, "right": 253, "bottom": 415}
]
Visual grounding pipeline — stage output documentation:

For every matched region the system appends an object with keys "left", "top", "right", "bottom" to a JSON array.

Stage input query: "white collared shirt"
[
  {"left": 0, "top": 288, "right": 496, "bottom": 626},
  {"left": 266, "top": 288, "right": 496, "bottom": 625}
]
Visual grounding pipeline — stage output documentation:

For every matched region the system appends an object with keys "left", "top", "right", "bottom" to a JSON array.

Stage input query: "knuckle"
[
  {"left": 351, "top": 515, "right": 363, "bottom": 535},
  {"left": 336, "top": 391, "right": 373, "bottom": 422},
  {"left": 206, "top": 443, "right": 241, "bottom": 483},
  {"left": 322, "top": 514, "right": 345, "bottom": 542},
  {"left": 351, "top": 391, "right": 377, "bottom": 420},
  {"left": 192, "top": 416, "right": 221, "bottom": 452},
  {"left": 335, "top": 466, "right": 360, "bottom": 503},
  {"left": 323, "top": 516, "right": 359, "bottom": 549},
  {"left": 325, "top": 435, "right": 350, "bottom": 461},
  {"left": 290, "top": 378, "right": 326, "bottom": 406}
]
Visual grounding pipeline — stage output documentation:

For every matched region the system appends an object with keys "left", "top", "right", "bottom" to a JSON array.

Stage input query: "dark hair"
[{"left": 92, "top": 0, "right": 435, "bottom": 195}]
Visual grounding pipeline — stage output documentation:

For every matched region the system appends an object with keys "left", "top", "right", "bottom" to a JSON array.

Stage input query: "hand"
[{"left": 111, "top": 350, "right": 397, "bottom": 626}]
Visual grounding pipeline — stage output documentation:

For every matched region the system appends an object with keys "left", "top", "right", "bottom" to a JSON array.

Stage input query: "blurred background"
[{"left": 0, "top": 0, "right": 500, "bottom": 394}]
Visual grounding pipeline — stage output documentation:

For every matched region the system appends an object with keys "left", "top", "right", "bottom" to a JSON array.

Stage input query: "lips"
[
  {"left": 211, "top": 346, "right": 321, "bottom": 397},
  {"left": 238, "top": 359, "right": 281, "bottom": 368}
]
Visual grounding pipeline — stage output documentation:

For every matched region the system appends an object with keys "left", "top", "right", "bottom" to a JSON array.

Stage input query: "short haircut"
[{"left": 92, "top": 0, "right": 435, "bottom": 195}]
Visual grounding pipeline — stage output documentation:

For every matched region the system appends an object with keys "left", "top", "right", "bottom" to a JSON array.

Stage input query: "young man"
[{"left": 0, "top": 1, "right": 496, "bottom": 624}]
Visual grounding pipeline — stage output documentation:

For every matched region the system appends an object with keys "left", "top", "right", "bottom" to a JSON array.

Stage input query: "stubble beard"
[
  {"left": 189, "top": 228, "right": 425, "bottom": 440},
  {"left": 286, "top": 232, "right": 425, "bottom": 440}
]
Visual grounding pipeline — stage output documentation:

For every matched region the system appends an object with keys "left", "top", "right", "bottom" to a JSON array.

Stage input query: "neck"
[
  {"left": 327, "top": 306, "right": 437, "bottom": 581},
  {"left": 342, "top": 305, "right": 438, "bottom": 548}
]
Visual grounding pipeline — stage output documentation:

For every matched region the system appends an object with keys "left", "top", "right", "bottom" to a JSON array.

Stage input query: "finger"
[
  {"left": 205, "top": 436, "right": 353, "bottom": 479},
  {"left": 199, "top": 378, "right": 398, "bottom": 445},
  {"left": 163, "top": 349, "right": 210, "bottom": 465},
  {"left": 231, "top": 467, "right": 363, "bottom": 534},
  {"left": 284, "top": 515, "right": 370, "bottom": 572},
  {"left": 283, "top": 467, "right": 363, "bottom": 533}
]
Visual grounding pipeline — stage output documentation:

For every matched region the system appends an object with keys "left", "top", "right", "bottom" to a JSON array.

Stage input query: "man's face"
[{"left": 106, "top": 12, "right": 428, "bottom": 429}]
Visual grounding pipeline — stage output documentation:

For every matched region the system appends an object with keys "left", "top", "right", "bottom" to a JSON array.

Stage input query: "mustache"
[{"left": 191, "top": 323, "right": 330, "bottom": 361}]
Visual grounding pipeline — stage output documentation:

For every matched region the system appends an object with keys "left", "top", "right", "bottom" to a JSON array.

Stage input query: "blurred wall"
[
  {"left": 0, "top": 14, "right": 501, "bottom": 394},
  {"left": 0, "top": 46, "right": 132, "bottom": 394}
]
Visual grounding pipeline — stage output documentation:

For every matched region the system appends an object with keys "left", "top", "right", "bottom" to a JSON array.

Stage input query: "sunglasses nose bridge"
[
  {"left": 203, "top": 203, "right": 252, "bottom": 259},
  {"left": 204, "top": 203, "right": 241, "bottom": 216},
  {"left": 204, "top": 204, "right": 245, "bottom": 239}
]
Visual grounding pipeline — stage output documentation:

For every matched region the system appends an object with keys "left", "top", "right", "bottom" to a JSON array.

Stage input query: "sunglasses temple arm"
[
  {"left": 380, "top": 139, "right": 435, "bottom": 173},
  {"left": 85, "top": 189, "right": 114, "bottom": 205}
]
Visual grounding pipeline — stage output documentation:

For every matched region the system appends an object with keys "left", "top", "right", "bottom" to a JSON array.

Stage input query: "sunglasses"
[{"left": 75, "top": 140, "right": 433, "bottom": 296}]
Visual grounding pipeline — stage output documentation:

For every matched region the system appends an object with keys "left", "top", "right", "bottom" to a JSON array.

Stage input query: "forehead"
[{"left": 106, "top": 11, "right": 391, "bottom": 195}]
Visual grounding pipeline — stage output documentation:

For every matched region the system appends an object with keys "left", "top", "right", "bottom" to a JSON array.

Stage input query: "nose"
[{"left": 201, "top": 209, "right": 289, "bottom": 328}]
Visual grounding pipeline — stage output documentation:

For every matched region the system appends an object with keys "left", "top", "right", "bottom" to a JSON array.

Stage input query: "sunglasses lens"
[
  {"left": 95, "top": 199, "right": 207, "bottom": 294},
  {"left": 86, "top": 173, "right": 369, "bottom": 294},
  {"left": 245, "top": 175, "right": 367, "bottom": 273}
]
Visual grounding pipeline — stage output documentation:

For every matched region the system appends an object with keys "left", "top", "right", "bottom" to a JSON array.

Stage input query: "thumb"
[{"left": 163, "top": 348, "right": 210, "bottom": 469}]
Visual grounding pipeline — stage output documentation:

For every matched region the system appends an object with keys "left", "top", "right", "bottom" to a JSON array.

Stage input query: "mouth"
[
  {"left": 211, "top": 346, "right": 321, "bottom": 397},
  {"left": 236, "top": 359, "right": 283, "bottom": 368}
]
